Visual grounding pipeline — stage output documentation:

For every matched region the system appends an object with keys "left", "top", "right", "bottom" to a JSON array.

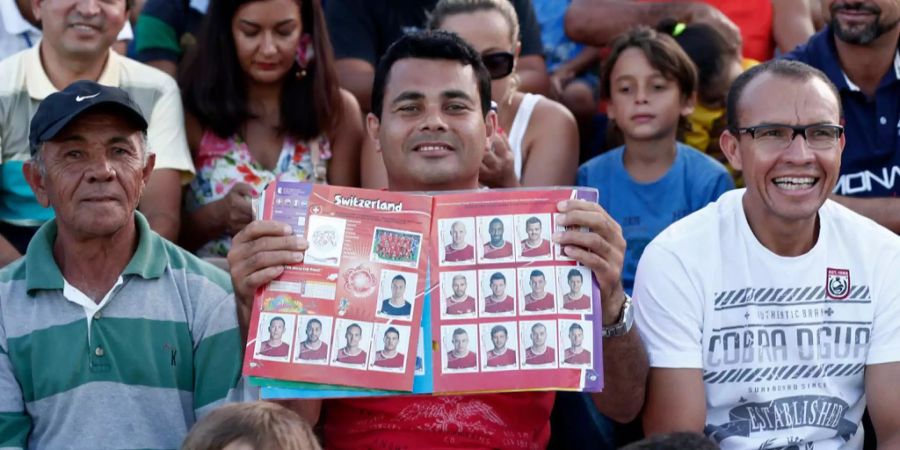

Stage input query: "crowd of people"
[{"left": 0, "top": 0, "right": 898, "bottom": 448}]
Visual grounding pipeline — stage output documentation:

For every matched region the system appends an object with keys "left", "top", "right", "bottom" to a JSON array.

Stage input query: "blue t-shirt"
[
  {"left": 577, "top": 142, "right": 734, "bottom": 294},
  {"left": 380, "top": 299, "right": 411, "bottom": 316},
  {"left": 784, "top": 28, "right": 900, "bottom": 197}
]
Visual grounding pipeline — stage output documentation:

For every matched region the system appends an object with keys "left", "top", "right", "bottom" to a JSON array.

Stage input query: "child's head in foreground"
[
  {"left": 600, "top": 27, "right": 698, "bottom": 145},
  {"left": 181, "top": 401, "right": 321, "bottom": 450}
]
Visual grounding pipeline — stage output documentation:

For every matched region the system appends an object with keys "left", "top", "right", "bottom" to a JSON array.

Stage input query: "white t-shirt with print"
[{"left": 634, "top": 189, "right": 900, "bottom": 449}]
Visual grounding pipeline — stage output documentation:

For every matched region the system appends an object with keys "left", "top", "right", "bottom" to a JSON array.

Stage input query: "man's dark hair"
[
  {"left": 306, "top": 318, "right": 322, "bottom": 329},
  {"left": 489, "top": 218, "right": 504, "bottom": 229},
  {"left": 726, "top": 59, "right": 842, "bottom": 131},
  {"left": 347, "top": 323, "right": 362, "bottom": 335},
  {"left": 569, "top": 323, "right": 583, "bottom": 333},
  {"left": 525, "top": 216, "right": 541, "bottom": 227},
  {"left": 180, "top": 0, "right": 343, "bottom": 141},
  {"left": 392, "top": 275, "right": 407, "bottom": 285},
  {"left": 529, "top": 270, "right": 545, "bottom": 280},
  {"left": 567, "top": 268, "right": 583, "bottom": 281},
  {"left": 385, "top": 327, "right": 400, "bottom": 338},
  {"left": 489, "top": 272, "right": 506, "bottom": 283},
  {"left": 371, "top": 30, "right": 492, "bottom": 119},
  {"left": 490, "top": 325, "right": 508, "bottom": 337},
  {"left": 620, "top": 432, "right": 718, "bottom": 450},
  {"left": 600, "top": 27, "right": 697, "bottom": 102},
  {"left": 269, "top": 316, "right": 285, "bottom": 327},
  {"left": 453, "top": 327, "right": 468, "bottom": 337}
]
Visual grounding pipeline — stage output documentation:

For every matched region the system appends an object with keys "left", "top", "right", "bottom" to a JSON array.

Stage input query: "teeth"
[
  {"left": 773, "top": 177, "right": 816, "bottom": 190},
  {"left": 417, "top": 145, "right": 449, "bottom": 152}
]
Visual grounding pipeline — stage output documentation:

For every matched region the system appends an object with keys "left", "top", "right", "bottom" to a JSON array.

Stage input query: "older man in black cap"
[{"left": 0, "top": 81, "right": 244, "bottom": 449}]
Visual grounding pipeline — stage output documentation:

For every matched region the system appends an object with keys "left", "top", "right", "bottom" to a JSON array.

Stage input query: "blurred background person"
[{"left": 179, "top": 0, "right": 363, "bottom": 257}]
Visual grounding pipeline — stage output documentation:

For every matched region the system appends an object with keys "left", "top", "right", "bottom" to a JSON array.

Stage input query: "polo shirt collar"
[
  {"left": 24, "top": 45, "right": 121, "bottom": 101},
  {"left": 0, "top": 0, "right": 37, "bottom": 35},
  {"left": 25, "top": 211, "right": 168, "bottom": 295},
  {"left": 813, "top": 26, "right": 900, "bottom": 92}
]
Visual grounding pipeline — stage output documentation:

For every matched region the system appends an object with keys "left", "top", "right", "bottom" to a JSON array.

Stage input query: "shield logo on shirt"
[{"left": 826, "top": 268, "right": 850, "bottom": 300}]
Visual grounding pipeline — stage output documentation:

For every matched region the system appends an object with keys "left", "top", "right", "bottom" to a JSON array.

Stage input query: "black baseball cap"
[{"left": 29, "top": 80, "right": 148, "bottom": 155}]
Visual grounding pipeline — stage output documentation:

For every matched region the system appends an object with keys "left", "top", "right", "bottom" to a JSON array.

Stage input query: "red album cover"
[{"left": 242, "top": 181, "right": 432, "bottom": 391}]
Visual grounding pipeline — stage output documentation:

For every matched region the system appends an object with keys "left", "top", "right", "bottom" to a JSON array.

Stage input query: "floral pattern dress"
[{"left": 187, "top": 130, "right": 332, "bottom": 257}]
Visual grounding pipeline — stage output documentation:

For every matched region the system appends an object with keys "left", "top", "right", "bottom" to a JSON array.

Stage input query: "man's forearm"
[
  {"left": 0, "top": 234, "right": 21, "bottom": 268},
  {"left": 830, "top": 195, "right": 900, "bottom": 233},
  {"left": 590, "top": 327, "right": 648, "bottom": 423},
  {"left": 565, "top": 0, "right": 697, "bottom": 46}
]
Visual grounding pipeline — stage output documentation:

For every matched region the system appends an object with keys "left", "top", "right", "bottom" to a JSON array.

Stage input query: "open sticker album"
[{"left": 242, "top": 180, "right": 604, "bottom": 398}]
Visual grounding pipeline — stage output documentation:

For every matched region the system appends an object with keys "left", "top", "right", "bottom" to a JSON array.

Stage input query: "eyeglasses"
[
  {"left": 481, "top": 52, "right": 515, "bottom": 80},
  {"left": 734, "top": 124, "right": 844, "bottom": 150}
]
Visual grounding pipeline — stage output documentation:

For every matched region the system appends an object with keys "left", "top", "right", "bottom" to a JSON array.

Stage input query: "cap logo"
[{"left": 75, "top": 92, "right": 100, "bottom": 102}]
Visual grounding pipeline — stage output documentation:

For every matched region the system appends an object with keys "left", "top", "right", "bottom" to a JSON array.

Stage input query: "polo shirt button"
[
  {"left": 93, "top": 311, "right": 101, "bottom": 320},
  {"left": 95, "top": 346, "right": 105, "bottom": 357},
  {"left": 880, "top": 116, "right": 887, "bottom": 125}
]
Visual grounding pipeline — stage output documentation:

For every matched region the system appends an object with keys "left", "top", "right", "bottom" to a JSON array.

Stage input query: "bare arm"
[
  {"left": 517, "top": 55, "right": 551, "bottom": 96},
  {"left": 520, "top": 99, "right": 579, "bottom": 187},
  {"left": 140, "top": 168, "right": 183, "bottom": 242},
  {"left": 0, "top": 236, "right": 21, "bottom": 268},
  {"left": 643, "top": 368, "right": 707, "bottom": 435},
  {"left": 335, "top": 59, "right": 375, "bottom": 114},
  {"left": 591, "top": 321, "right": 648, "bottom": 422},
  {"left": 565, "top": 0, "right": 740, "bottom": 50},
  {"left": 829, "top": 195, "right": 900, "bottom": 233},
  {"left": 772, "top": 0, "right": 815, "bottom": 54},
  {"left": 865, "top": 362, "right": 900, "bottom": 448},
  {"left": 327, "top": 90, "right": 364, "bottom": 188}
]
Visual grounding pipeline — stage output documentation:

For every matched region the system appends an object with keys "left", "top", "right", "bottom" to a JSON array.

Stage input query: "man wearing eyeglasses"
[
  {"left": 635, "top": 59, "right": 900, "bottom": 448},
  {"left": 784, "top": 0, "right": 900, "bottom": 234}
]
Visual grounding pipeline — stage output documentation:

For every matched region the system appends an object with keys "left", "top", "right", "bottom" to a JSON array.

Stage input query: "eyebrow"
[
  {"left": 442, "top": 90, "right": 475, "bottom": 103},
  {"left": 238, "top": 18, "right": 296, "bottom": 28},
  {"left": 390, "top": 91, "right": 425, "bottom": 105}
]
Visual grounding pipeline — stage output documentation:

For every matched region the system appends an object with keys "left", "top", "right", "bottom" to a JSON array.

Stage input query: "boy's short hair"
[
  {"left": 599, "top": 27, "right": 698, "bottom": 102},
  {"left": 182, "top": 401, "right": 321, "bottom": 450}
]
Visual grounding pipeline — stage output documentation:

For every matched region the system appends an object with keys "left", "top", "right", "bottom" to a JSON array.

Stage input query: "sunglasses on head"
[{"left": 482, "top": 52, "right": 515, "bottom": 80}]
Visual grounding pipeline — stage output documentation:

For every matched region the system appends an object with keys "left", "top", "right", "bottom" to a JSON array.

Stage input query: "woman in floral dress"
[{"left": 179, "top": 0, "right": 363, "bottom": 256}]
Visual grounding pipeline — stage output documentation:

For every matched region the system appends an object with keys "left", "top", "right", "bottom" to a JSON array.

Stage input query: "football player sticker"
[{"left": 826, "top": 268, "right": 850, "bottom": 300}]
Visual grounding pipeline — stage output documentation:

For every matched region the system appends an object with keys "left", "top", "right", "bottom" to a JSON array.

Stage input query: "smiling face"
[
  {"left": 452, "top": 275, "right": 467, "bottom": 298},
  {"left": 721, "top": 73, "right": 843, "bottom": 239},
  {"left": 607, "top": 47, "right": 693, "bottom": 143},
  {"left": 26, "top": 111, "right": 152, "bottom": 241},
  {"left": 305, "top": 320, "right": 321, "bottom": 343},
  {"left": 35, "top": 0, "right": 128, "bottom": 59},
  {"left": 436, "top": 9, "right": 517, "bottom": 106},
  {"left": 368, "top": 58, "right": 494, "bottom": 192},
  {"left": 231, "top": 0, "right": 302, "bottom": 85},
  {"left": 825, "top": 0, "right": 900, "bottom": 44}
]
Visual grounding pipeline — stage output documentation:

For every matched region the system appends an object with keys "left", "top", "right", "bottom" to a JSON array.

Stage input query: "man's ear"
[
  {"left": 366, "top": 113, "right": 382, "bottom": 153},
  {"left": 23, "top": 160, "right": 50, "bottom": 208},
  {"left": 719, "top": 129, "right": 743, "bottom": 171},
  {"left": 142, "top": 152, "right": 156, "bottom": 186},
  {"left": 31, "top": 0, "right": 42, "bottom": 22}
]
